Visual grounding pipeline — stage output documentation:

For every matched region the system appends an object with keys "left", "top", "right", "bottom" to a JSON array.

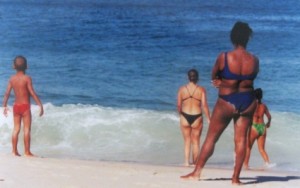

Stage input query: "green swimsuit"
[{"left": 252, "top": 123, "right": 266, "bottom": 136}]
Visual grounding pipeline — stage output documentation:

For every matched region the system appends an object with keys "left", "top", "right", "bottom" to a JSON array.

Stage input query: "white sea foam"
[{"left": 0, "top": 103, "right": 299, "bottom": 172}]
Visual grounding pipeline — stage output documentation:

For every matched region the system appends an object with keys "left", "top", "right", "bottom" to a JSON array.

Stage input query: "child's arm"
[
  {"left": 3, "top": 80, "right": 12, "bottom": 117},
  {"left": 26, "top": 76, "right": 43, "bottom": 116}
]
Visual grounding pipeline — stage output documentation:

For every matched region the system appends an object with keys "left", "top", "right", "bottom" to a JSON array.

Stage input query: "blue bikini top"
[{"left": 218, "top": 52, "right": 257, "bottom": 80}]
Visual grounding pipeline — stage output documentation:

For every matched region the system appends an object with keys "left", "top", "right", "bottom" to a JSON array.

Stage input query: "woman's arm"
[
  {"left": 177, "top": 87, "right": 183, "bottom": 114},
  {"left": 264, "top": 104, "right": 271, "bottom": 128},
  {"left": 201, "top": 88, "right": 211, "bottom": 124},
  {"left": 211, "top": 53, "right": 223, "bottom": 88}
]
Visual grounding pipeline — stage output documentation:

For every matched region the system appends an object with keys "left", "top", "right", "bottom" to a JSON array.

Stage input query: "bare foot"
[
  {"left": 243, "top": 164, "right": 249, "bottom": 170},
  {"left": 232, "top": 179, "right": 243, "bottom": 185},
  {"left": 12, "top": 152, "right": 21, "bottom": 157},
  {"left": 264, "top": 162, "right": 276, "bottom": 168},
  {"left": 184, "top": 162, "right": 190, "bottom": 167},
  {"left": 183, "top": 162, "right": 195, "bottom": 167},
  {"left": 24, "top": 152, "right": 36, "bottom": 157},
  {"left": 180, "top": 172, "right": 200, "bottom": 180}
]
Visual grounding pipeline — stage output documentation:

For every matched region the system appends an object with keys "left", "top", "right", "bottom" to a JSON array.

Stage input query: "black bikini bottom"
[{"left": 181, "top": 112, "right": 202, "bottom": 126}]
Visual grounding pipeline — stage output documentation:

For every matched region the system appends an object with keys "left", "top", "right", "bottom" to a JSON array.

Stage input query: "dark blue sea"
[{"left": 0, "top": 0, "right": 299, "bottom": 172}]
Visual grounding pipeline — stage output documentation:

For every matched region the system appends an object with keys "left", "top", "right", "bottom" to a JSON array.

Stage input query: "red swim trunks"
[{"left": 13, "top": 104, "right": 31, "bottom": 116}]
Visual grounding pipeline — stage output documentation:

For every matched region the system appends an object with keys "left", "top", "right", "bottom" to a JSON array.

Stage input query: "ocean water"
[{"left": 0, "top": 0, "right": 299, "bottom": 172}]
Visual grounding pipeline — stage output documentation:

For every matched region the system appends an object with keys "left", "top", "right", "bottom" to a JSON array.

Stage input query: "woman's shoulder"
[
  {"left": 215, "top": 51, "right": 229, "bottom": 67},
  {"left": 244, "top": 51, "right": 259, "bottom": 63},
  {"left": 178, "top": 85, "right": 187, "bottom": 92},
  {"left": 196, "top": 85, "right": 207, "bottom": 93},
  {"left": 217, "top": 51, "right": 227, "bottom": 61},
  {"left": 246, "top": 51, "right": 259, "bottom": 64},
  {"left": 259, "top": 102, "right": 268, "bottom": 109}
]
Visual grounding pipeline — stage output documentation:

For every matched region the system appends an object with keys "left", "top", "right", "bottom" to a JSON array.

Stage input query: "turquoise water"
[{"left": 0, "top": 0, "right": 299, "bottom": 172}]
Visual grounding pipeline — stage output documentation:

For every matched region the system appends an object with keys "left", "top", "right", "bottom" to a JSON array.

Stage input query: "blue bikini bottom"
[{"left": 219, "top": 91, "right": 255, "bottom": 113}]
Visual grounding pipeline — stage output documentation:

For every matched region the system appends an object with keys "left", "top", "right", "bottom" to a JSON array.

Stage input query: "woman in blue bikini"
[
  {"left": 177, "top": 69, "right": 211, "bottom": 166},
  {"left": 244, "top": 88, "right": 272, "bottom": 169},
  {"left": 181, "top": 22, "right": 259, "bottom": 184}
]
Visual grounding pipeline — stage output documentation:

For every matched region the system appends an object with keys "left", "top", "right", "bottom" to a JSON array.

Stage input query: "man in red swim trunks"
[{"left": 3, "top": 56, "right": 44, "bottom": 157}]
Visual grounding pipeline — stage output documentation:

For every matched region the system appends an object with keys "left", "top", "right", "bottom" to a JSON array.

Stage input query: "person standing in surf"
[
  {"left": 177, "top": 69, "right": 211, "bottom": 166},
  {"left": 181, "top": 21, "right": 259, "bottom": 184},
  {"left": 3, "top": 56, "right": 44, "bottom": 157},
  {"left": 244, "top": 88, "right": 272, "bottom": 169}
]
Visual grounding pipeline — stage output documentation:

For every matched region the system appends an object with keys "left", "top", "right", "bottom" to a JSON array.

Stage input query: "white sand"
[{"left": 0, "top": 153, "right": 299, "bottom": 188}]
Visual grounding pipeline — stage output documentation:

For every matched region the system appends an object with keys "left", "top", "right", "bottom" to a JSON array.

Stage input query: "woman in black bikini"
[{"left": 177, "top": 69, "right": 211, "bottom": 166}]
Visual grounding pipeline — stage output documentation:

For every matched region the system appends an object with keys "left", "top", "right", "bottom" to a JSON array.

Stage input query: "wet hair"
[
  {"left": 14, "top": 55, "right": 27, "bottom": 71},
  {"left": 254, "top": 88, "right": 263, "bottom": 104},
  {"left": 188, "top": 69, "right": 199, "bottom": 83},
  {"left": 230, "top": 21, "right": 253, "bottom": 48}
]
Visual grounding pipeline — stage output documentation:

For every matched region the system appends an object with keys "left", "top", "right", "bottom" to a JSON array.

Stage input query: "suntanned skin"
[
  {"left": 244, "top": 101, "right": 271, "bottom": 169},
  {"left": 177, "top": 78, "right": 210, "bottom": 166},
  {"left": 180, "top": 46, "right": 259, "bottom": 184},
  {"left": 3, "top": 57, "right": 43, "bottom": 157}
]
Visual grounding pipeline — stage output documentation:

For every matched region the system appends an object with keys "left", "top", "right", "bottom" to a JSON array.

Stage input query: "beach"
[
  {"left": 0, "top": 1, "right": 300, "bottom": 188},
  {"left": 0, "top": 153, "right": 299, "bottom": 188}
]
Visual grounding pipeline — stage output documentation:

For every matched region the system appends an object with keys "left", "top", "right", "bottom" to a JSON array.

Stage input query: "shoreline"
[{"left": 1, "top": 153, "right": 300, "bottom": 188}]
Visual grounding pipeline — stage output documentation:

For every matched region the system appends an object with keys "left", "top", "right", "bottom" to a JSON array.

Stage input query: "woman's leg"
[
  {"left": 232, "top": 115, "right": 252, "bottom": 184},
  {"left": 190, "top": 117, "right": 203, "bottom": 164},
  {"left": 180, "top": 116, "right": 192, "bottom": 166},
  {"left": 232, "top": 101, "right": 256, "bottom": 184},
  {"left": 257, "top": 132, "right": 270, "bottom": 164},
  {"left": 244, "top": 126, "right": 259, "bottom": 169},
  {"left": 181, "top": 99, "right": 234, "bottom": 179}
]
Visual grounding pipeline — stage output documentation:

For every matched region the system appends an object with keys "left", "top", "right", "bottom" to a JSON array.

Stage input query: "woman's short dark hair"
[
  {"left": 230, "top": 21, "right": 253, "bottom": 48},
  {"left": 254, "top": 88, "right": 263, "bottom": 103},
  {"left": 188, "top": 69, "right": 199, "bottom": 83}
]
